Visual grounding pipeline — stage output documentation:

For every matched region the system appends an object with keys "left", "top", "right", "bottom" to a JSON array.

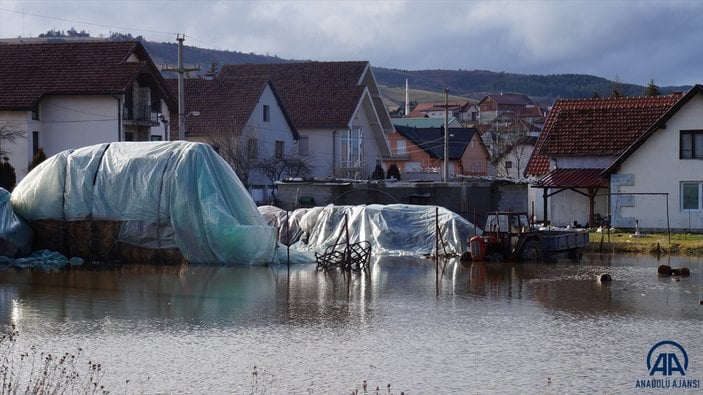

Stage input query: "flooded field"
[{"left": 1, "top": 253, "right": 701, "bottom": 393}]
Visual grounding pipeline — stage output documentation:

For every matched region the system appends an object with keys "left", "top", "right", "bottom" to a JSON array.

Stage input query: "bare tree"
[
  {"left": 0, "top": 122, "right": 26, "bottom": 159},
  {"left": 208, "top": 121, "right": 312, "bottom": 188},
  {"left": 491, "top": 115, "right": 532, "bottom": 179},
  {"left": 255, "top": 152, "right": 312, "bottom": 184},
  {"left": 207, "top": 118, "right": 253, "bottom": 187}
]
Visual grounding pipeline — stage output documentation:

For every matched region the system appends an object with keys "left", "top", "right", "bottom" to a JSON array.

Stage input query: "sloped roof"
[
  {"left": 0, "top": 40, "right": 173, "bottom": 110},
  {"left": 394, "top": 125, "right": 479, "bottom": 160},
  {"left": 479, "top": 93, "right": 535, "bottom": 106},
  {"left": 603, "top": 84, "right": 703, "bottom": 175},
  {"left": 407, "top": 101, "right": 468, "bottom": 118},
  {"left": 525, "top": 93, "right": 684, "bottom": 176},
  {"left": 535, "top": 168, "right": 609, "bottom": 189},
  {"left": 392, "top": 117, "right": 460, "bottom": 129},
  {"left": 166, "top": 76, "right": 297, "bottom": 139},
  {"left": 217, "top": 62, "right": 368, "bottom": 129}
]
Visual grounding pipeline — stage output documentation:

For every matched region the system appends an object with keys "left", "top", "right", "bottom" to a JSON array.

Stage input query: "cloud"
[{"left": 0, "top": 0, "right": 700, "bottom": 86}]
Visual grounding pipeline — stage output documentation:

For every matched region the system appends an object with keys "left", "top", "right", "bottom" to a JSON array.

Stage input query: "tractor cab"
[{"left": 469, "top": 212, "right": 542, "bottom": 262}]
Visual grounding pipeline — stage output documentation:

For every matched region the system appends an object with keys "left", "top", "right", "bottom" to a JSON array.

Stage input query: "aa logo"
[{"left": 647, "top": 340, "right": 688, "bottom": 376}]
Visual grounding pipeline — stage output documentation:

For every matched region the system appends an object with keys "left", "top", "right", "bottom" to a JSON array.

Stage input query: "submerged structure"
[{"left": 10, "top": 141, "right": 277, "bottom": 265}]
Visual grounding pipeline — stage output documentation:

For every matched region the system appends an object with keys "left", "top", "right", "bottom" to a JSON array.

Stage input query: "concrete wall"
[{"left": 276, "top": 180, "right": 528, "bottom": 228}]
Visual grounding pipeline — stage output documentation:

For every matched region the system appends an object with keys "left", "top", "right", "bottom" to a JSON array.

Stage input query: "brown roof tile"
[
  {"left": 525, "top": 93, "right": 683, "bottom": 176},
  {"left": 217, "top": 62, "right": 368, "bottom": 129},
  {"left": 0, "top": 41, "right": 173, "bottom": 110}
]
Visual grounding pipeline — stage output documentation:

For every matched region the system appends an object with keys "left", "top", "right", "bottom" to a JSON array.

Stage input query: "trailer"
[{"left": 467, "top": 211, "right": 589, "bottom": 262}]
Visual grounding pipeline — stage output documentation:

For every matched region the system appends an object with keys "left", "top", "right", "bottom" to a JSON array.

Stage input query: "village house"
[
  {"left": 526, "top": 86, "right": 703, "bottom": 232},
  {"left": 491, "top": 135, "right": 538, "bottom": 180},
  {"left": 216, "top": 62, "right": 394, "bottom": 180},
  {"left": 386, "top": 125, "right": 489, "bottom": 180},
  {"left": 167, "top": 76, "right": 298, "bottom": 204},
  {"left": 406, "top": 101, "right": 479, "bottom": 124},
  {"left": 477, "top": 93, "right": 543, "bottom": 125},
  {"left": 0, "top": 40, "right": 175, "bottom": 180}
]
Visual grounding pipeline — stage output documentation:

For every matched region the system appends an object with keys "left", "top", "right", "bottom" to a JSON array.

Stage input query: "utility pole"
[
  {"left": 162, "top": 34, "right": 199, "bottom": 140},
  {"left": 443, "top": 88, "right": 449, "bottom": 182}
]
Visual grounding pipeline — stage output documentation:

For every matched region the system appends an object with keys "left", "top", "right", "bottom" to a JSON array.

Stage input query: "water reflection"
[{"left": 0, "top": 253, "right": 701, "bottom": 393}]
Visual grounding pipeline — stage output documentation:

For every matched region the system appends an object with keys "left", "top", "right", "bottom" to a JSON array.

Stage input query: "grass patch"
[{"left": 587, "top": 230, "right": 703, "bottom": 256}]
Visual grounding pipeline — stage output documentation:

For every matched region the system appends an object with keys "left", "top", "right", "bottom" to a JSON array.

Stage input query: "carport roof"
[{"left": 534, "top": 168, "right": 609, "bottom": 189}]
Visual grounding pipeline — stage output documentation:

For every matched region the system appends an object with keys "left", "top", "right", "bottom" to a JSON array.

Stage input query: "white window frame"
[
  {"left": 341, "top": 127, "right": 363, "bottom": 168},
  {"left": 681, "top": 181, "right": 703, "bottom": 211}
]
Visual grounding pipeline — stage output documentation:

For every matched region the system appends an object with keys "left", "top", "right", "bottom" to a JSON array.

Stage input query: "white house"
[
  {"left": 525, "top": 87, "right": 703, "bottom": 231},
  {"left": 168, "top": 76, "right": 299, "bottom": 204},
  {"left": 0, "top": 40, "right": 175, "bottom": 181},
  {"left": 602, "top": 85, "right": 703, "bottom": 231},
  {"left": 218, "top": 62, "right": 394, "bottom": 180}
]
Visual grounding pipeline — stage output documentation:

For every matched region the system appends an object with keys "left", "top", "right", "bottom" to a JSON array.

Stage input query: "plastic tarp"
[
  {"left": 0, "top": 187, "right": 32, "bottom": 257},
  {"left": 10, "top": 141, "right": 277, "bottom": 265},
  {"left": 260, "top": 204, "right": 480, "bottom": 258}
]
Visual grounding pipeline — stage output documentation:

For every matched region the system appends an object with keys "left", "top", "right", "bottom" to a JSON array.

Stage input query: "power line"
[{"left": 0, "top": 7, "right": 178, "bottom": 38}]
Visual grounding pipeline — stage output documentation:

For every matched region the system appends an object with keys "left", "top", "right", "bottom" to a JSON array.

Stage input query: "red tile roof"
[
  {"left": 166, "top": 76, "right": 297, "bottom": 139},
  {"left": 604, "top": 84, "right": 703, "bottom": 175},
  {"left": 0, "top": 40, "right": 173, "bottom": 110},
  {"left": 535, "top": 168, "right": 609, "bottom": 189},
  {"left": 525, "top": 93, "right": 684, "bottom": 176},
  {"left": 217, "top": 62, "right": 369, "bottom": 129}
]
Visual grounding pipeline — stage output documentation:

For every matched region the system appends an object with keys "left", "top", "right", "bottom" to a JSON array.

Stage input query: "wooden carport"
[{"left": 532, "top": 168, "right": 609, "bottom": 226}]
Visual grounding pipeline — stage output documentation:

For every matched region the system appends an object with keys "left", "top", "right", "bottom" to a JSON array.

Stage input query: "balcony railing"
[{"left": 124, "top": 104, "right": 159, "bottom": 126}]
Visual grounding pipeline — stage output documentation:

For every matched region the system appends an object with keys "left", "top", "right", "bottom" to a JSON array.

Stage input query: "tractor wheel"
[{"left": 520, "top": 240, "right": 543, "bottom": 263}]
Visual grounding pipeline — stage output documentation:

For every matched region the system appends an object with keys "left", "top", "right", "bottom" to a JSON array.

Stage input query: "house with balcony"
[
  {"left": 167, "top": 76, "right": 298, "bottom": 204},
  {"left": 386, "top": 125, "right": 489, "bottom": 180},
  {"left": 0, "top": 40, "right": 175, "bottom": 180},
  {"left": 217, "top": 62, "right": 394, "bottom": 180},
  {"left": 525, "top": 86, "right": 703, "bottom": 231}
]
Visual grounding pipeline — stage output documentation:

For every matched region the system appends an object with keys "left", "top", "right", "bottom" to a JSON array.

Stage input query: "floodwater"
[{"left": 1, "top": 253, "right": 702, "bottom": 394}]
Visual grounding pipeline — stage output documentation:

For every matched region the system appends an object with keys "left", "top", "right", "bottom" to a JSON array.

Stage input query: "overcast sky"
[{"left": 0, "top": 0, "right": 700, "bottom": 87}]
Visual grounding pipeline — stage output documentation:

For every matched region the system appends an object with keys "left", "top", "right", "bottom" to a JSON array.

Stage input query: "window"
[
  {"left": 396, "top": 140, "right": 406, "bottom": 155},
  {"left": 150, "top": 135, "right": 162, "bottom": 141},
  {"left": 31, "top": 107, "right": 39, "bottom": 120},
  {"left": 299, "top": 136, "right": 309, "bottom": 156},
  {"left": 263, "top": 105, "right": 270, "bottom": 122},
  {"left": 248, "top": 138, "right": 258, "bottom": 159},
  {"left": 680, "top": 130, "right": 703, "bottom": 159},
  {"left": 275, "top": 141, "right": 284, "bottom": 159},
  {"left": 505, "top": 161, "right": 513, "bottom": 169},
  {"left": 341, "top": 127, "right": 363, "bottom": 168},
  {"left": 682, "top": 182, "right": 702, "bottom": 210},
  {"left": 32, "top": 131, "right": 39, "bottom": 155}
]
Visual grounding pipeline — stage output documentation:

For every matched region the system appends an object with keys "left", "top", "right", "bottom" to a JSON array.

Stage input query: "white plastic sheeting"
[
  {"left": 259, "top": 204, "right": 480, "bottom": 257},
  {"left": 0, "top": 188, "right": 32, "bottom": 257},
  {"left": 10, "top": 142, "right": 277, "bottom": 265}
]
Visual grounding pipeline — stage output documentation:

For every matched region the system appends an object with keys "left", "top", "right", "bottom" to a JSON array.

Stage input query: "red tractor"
[
  {"left": 467, "top": 211, "right": 589, "bottom": 262},
  {"left": 468, "top": 212, "right": 543, "bottom": 262}
]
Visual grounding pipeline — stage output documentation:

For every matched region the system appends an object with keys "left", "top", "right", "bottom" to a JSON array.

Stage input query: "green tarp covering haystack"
[{"left": 10, "top": 141, "right": 277, "bottom": 265}]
